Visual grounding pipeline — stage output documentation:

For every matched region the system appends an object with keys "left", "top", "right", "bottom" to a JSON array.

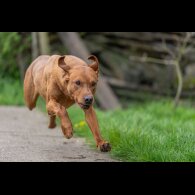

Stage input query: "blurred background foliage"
[{"left": 0, "top": 32, "right": 31, "bottom": 79}]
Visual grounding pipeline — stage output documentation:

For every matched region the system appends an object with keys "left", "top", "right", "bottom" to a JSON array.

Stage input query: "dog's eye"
[
  {"left": 75, "top": 80, "right": 81, "bottom": 86},
  {"left": 91, "top": 82, "right": 96, "bottom": 87}
]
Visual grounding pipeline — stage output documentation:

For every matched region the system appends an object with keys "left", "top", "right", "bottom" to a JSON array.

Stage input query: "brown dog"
[{"left": 23, "top": 55, "right": 111, "bottom": 152}]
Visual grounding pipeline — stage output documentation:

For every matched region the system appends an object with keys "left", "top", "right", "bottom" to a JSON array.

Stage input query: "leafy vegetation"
[{"left": 0, "top": 32, "right": 31, "bottom": 79}]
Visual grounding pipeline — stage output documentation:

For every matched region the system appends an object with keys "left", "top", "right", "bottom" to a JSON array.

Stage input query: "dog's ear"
[
  {"left": 88, "top": 55, "right": 99, "bottom": 74},
  {"left": 58, "top": 56, "right": 70, "bottom": 73}
]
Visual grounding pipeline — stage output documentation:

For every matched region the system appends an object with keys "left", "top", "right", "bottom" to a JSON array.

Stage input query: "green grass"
[
  {"left": 66, "top": 101, "right": 195, "bottom": 162},
  {"left": 0, "top": 79, "right": 24, "bottom": 105}
]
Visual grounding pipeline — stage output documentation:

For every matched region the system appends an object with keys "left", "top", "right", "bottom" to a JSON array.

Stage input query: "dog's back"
[{"left": 24, "top": 55, "right": 50, "bottom": 110}]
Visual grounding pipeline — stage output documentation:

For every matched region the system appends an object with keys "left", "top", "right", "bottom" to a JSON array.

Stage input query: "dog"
[{"left": 23, "top": 55, "right": 111, "bottom": 152}]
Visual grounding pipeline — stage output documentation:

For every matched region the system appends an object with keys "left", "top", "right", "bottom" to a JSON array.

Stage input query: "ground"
[{"left": 0, "top": 106, "right": 117, "bottom": 162}]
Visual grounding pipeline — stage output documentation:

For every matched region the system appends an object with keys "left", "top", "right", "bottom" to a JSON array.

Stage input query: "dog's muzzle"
[
  {"left": 78, "top": 96, "right": 93, "bottom": 110},
  {"left": 78, "top": 103, "right": 91, "bottom": 110},
  {"left": 84, "top": 95, "right": 93, "bottom": 105}
]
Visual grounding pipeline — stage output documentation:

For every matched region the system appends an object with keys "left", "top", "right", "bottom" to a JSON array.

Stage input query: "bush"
[{"left": 0, "top": 32, "right": 31, "bottom": 79}]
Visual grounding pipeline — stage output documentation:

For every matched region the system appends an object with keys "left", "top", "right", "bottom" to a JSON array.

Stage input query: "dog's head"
[{"left": 58, "top": 55, "right": 99, "bottom": 110}]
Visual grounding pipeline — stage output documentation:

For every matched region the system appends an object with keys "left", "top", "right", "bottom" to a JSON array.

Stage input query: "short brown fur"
[{"left": 24, "top": 55, "right": 111, "bottom": 152}]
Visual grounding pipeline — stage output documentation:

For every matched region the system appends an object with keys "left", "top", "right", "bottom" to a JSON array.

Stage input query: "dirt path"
[{"left": 0, "top": 106, "right": 117, "bottom": 162}]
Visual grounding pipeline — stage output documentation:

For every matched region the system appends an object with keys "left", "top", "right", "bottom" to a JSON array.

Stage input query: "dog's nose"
[{"left": 84, "top": 96, "right": 93, "bottom": 105}]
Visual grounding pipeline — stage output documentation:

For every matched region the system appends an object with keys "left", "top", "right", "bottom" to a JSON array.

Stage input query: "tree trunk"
[
  {"left": 174, "top": 62, "right": 183, "bottom": 108},
  {"left": 38, "top": 32, "right": 50, "bottom": 55},
  {"left": 57, "top": 32, "right": 121, "bottom": 110},
  {"left": 31, "top": 32, "right": 39, "bottom": 60}
]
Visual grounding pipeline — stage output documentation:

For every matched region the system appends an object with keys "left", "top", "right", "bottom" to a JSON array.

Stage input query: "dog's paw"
[
  {"left": 98, "top": 141, "right": 111, "bottom": 152},
  {"left": 64, "top": 132, "right": 73, "bottom": 139},
  {"left": 61, "top": 125, "right": 73, "bottom": 139},
  {"left": 48, "top": 123, "right": 57, "bottom": 129}
]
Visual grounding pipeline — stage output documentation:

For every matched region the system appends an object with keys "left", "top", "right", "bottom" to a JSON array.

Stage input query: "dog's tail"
[{"left": 23, "top": 65, "right": 38, "bottom": 110}]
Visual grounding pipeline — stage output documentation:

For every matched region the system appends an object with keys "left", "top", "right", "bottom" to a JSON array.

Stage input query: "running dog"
[{"left": 24, "top": 55, "right": 111, "bottom": 152}]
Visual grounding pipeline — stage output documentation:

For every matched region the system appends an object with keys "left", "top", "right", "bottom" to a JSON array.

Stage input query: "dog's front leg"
[
  {"left": 84, "top": 107, "right": 111, "bottom": 152},
  {"left": 47, "top": 99, "right": 73, "bottom": 139}
]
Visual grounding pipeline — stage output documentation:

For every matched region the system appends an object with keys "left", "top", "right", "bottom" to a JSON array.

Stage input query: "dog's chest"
[{"left": 54, "top": 91, "right": 75, "bottom": 108}]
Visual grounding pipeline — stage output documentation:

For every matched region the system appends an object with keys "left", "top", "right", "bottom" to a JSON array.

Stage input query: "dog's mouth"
[{"left": 78, "top": 103, "right": 90, "bottom": 110}]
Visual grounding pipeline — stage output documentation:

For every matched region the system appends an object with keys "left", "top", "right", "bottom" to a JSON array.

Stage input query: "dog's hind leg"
[
  {"left": 24, "top": 66, "right": 39, "bottom": 110},
  {"left": 48, "top": 115, "right": 56, "bottom": 129}
]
